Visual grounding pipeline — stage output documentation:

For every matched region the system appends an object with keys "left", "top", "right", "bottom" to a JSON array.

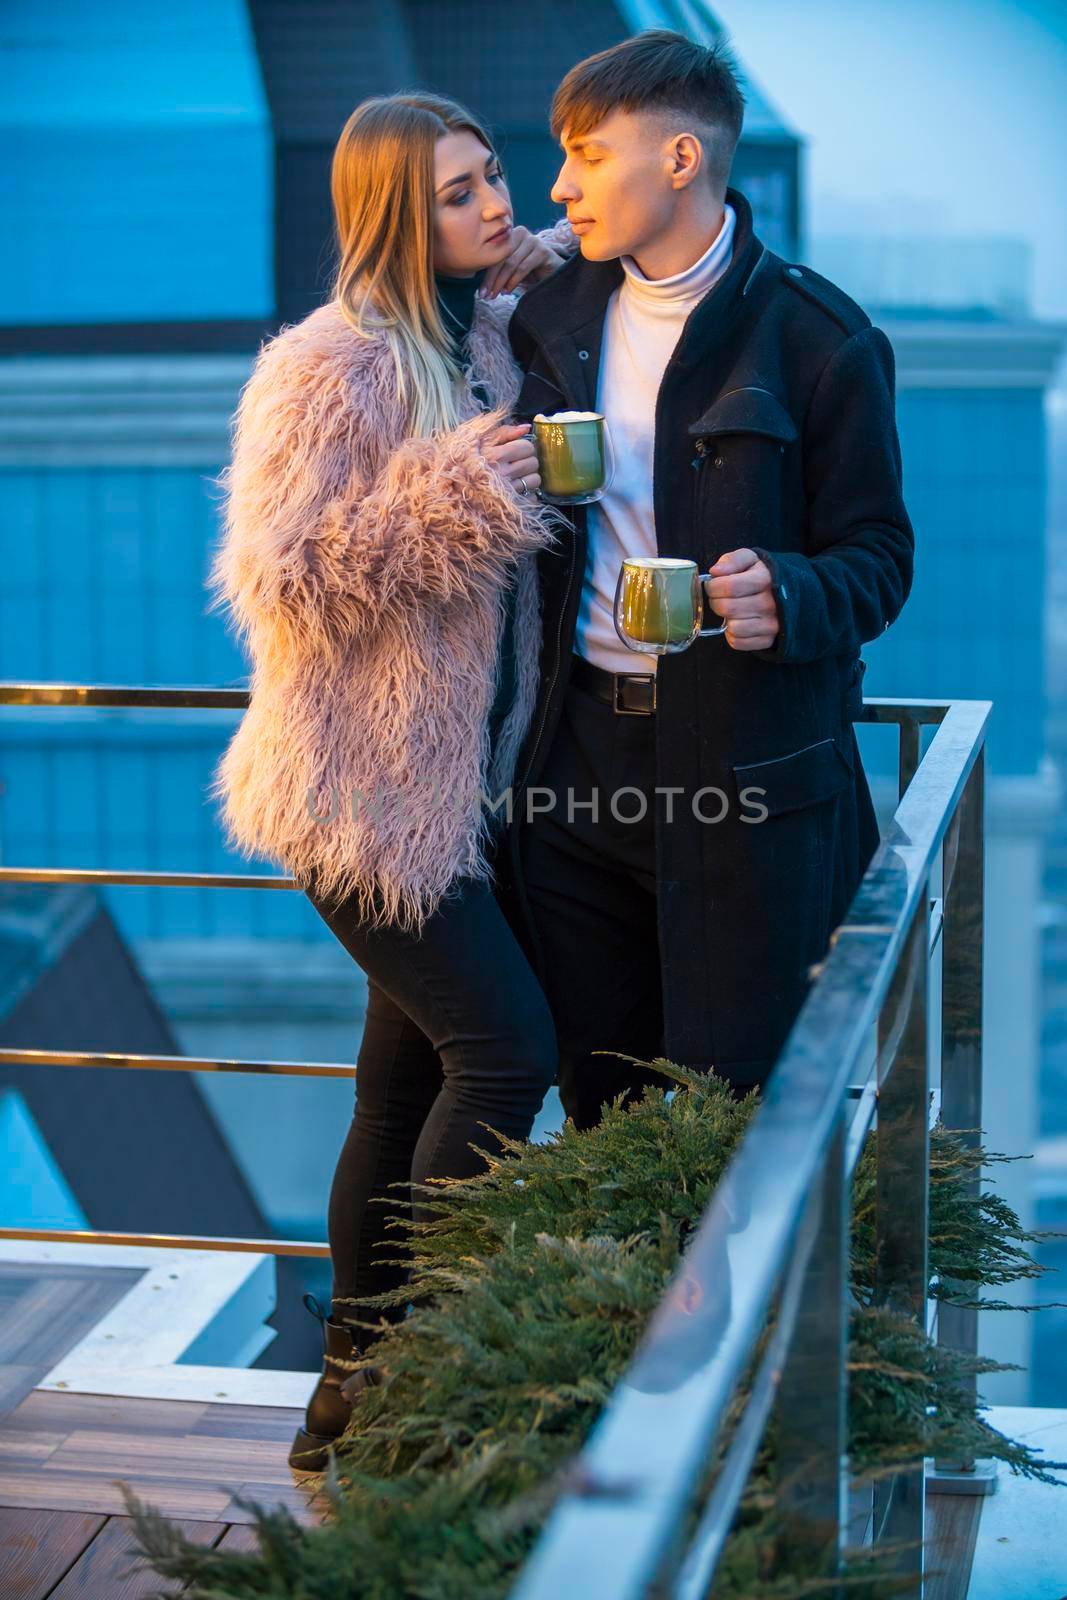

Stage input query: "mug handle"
[{"left": 697, "top": 571, "right": 728, "bottom": 638}]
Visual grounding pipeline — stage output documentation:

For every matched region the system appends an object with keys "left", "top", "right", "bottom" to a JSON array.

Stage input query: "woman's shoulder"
[
  {"left": 249, "top": 300, "right": 393, "bottom": 393},
  {"left": 238, "top": 301, "right": 406, "bottom": 452}
]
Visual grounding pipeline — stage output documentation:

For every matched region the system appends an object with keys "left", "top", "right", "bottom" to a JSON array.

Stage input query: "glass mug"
[
  {"left": 613, "top": 556, "right": 728, "bottom": 655},
  {"left": 531, "top": 410, "right": 615, "bottom": 505}
]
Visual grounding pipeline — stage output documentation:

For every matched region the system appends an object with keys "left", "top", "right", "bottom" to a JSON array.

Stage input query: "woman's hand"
[
  {"left": 480, "top": 423, "right": 541, "bottom": 497},
  {"left": 480, "top": 226, "right": 566, "bottom": 299}
]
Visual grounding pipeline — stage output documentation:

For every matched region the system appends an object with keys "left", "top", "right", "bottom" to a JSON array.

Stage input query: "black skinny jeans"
[{"left": 307, "top": 872, "right": 557, "bottom": 1342}]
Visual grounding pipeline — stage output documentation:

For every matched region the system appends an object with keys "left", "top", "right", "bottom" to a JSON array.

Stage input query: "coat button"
[
  {"left": 787, "top": 266, "right": 804, "bottom": 278},
  {"left": 713, "top": 456, "right": 724, "bottom": 469},
  {"left": 578, "top": 349, "right": 589, "bottom": 360}
]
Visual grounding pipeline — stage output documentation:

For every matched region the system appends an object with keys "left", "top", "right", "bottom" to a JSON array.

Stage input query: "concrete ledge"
[
  {"left": 0, "top": 1239, "right": 317, "bottom": 1407},
  {"left": 0, "top": 354, "right": 253, "bottom": 466}
]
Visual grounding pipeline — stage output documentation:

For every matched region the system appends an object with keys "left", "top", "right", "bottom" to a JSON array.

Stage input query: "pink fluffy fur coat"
[{"left": 207, "top": 285, "right": 564, "bottom": 933}]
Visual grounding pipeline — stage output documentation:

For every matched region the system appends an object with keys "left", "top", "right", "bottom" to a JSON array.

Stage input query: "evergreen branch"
[{"left": 117, "top": 1059, "right": 1063, "bottom": 1598}]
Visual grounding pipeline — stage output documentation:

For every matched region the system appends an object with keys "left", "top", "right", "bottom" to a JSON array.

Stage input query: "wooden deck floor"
[
  {"left": 0, "top": 1260, "right": 986, "bottom": 1597},
  {"left": 0, "top": 1260, "right": 328, "bottom": 1596},
  {"left": 925, "top": 1491, "right": 984, "bottom": 1600}
]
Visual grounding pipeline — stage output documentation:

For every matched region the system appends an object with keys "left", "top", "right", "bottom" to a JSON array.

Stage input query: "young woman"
[{"left": 207, "top": 93, "right": 573, "bottom": 1469}]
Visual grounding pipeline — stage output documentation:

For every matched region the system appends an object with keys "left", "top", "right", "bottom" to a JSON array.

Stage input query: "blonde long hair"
[{"left": 331, "top": 93, "right": 500, "bottom": 439}]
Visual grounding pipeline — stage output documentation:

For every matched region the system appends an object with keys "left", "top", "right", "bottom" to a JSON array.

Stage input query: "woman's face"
[{"left": 433, "top": 129, "right": 513, "bottom": 276}]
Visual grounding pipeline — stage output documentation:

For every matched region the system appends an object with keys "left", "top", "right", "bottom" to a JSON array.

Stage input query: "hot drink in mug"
[
  {"left": 613, "top": 557, "right": 728, "bottom": 655},
  {"left": 532, "top": 411, "right": 614, "bottom": 504}
]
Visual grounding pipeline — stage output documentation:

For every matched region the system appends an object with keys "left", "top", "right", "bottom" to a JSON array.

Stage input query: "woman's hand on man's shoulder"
[{"left": 479, "top": 220, "right": 574, "bottom": 300}]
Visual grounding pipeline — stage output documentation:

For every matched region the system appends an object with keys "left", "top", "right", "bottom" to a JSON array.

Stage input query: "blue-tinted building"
[{"left": 811, "top": 235, "right": 1066, "bottom": 1402}]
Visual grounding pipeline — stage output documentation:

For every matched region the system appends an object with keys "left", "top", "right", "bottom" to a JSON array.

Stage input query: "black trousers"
[
  {"left": 307, "top": 873, "right": 556, "bottom": 1337},
  {"left": 518, "top": 672, "right": 676, "bottom": 1130}
]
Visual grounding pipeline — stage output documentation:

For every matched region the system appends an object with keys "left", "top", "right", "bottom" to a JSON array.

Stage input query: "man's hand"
[
  {"left": 703, "top": 548, "right": 780, "bottom": 651},
  {"left": 480, "top": 226, "right": 566, "bottom": 298}
]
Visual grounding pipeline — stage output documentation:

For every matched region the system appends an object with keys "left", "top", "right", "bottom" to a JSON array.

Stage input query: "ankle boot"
[{"left": 288, "top": 1292, "right": 381, "bottom": 1471}]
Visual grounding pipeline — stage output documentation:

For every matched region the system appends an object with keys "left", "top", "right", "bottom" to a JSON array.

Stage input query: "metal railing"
[
  {"left": 1, "top": 681, "right": 990, "bottom": 1594},
  {"left": 0, "top": 680, "right": 332, "bottom": 1259},
  {"left": 513, "top": 695, "right": 990, "bottom": 1598}
]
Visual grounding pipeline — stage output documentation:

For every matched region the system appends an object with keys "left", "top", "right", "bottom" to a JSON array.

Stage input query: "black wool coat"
[{"left": 497, "top": 186, "right": 915, "bottom": 1088}]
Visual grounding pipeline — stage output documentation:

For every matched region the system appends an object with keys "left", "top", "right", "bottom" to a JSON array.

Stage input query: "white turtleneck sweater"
[{"left": 575, "top": 203, "right": 736, "bottom": 675}]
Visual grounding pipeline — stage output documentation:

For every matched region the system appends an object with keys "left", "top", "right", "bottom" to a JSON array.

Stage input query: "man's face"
[{"left": 550, "top": 108, "right": 686, "bottom": 263}]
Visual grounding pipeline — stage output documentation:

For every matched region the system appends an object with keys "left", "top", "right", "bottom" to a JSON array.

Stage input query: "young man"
[{"left": 497, "top": 30, "right": 914, "bottom": 1128}]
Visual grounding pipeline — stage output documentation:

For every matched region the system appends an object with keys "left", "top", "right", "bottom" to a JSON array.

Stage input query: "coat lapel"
[
  {"left": 514, "top": 254, "right": 622, "bottom": 415},
  {"left": 542, "top": 315, "right": 609, "bottom": 412}
]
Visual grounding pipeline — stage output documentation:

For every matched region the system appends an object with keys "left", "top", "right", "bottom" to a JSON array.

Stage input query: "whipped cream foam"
[{"left": 533, "top": 410, "right": 603, "bottom": 422}]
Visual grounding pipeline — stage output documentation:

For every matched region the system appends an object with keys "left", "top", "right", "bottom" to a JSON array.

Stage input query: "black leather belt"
[{"left": 570, "top": 654, "right": 657, "bottom": 715}]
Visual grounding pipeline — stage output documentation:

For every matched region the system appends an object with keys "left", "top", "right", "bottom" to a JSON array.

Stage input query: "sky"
[{"left": 717, "top": 0, "right": 1067, "bottom": 324}]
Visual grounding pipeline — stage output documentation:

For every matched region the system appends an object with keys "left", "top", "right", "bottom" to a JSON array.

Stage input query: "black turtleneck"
[
  {"left": 435, "top": 268, "right": 491, "bottom": 409},
  {"left": 434, "top": 268, "right": 516, "bottom": 809}
]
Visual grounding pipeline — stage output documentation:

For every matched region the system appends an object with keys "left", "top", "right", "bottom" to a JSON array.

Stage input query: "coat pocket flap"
[
  {"left": 688, "top": 386, "right": 798, "bottom": 444},
  {"left": 733, "top": 736, "right": 852, "bottom": 817}
]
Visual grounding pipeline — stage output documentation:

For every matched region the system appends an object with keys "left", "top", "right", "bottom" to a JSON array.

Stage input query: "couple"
[{"left": 208, "top": 29, "right": 914, "bottom": 1470}]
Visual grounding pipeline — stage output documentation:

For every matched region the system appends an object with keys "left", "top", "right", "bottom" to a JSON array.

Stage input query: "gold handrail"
[{"left": 0, "top": 679, "right": 943, "bottom": 1260}]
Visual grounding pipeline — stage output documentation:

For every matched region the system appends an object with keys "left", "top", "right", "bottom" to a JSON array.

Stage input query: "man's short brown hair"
[{"left": 550, "top": 29, "right": 745, "bottom": 189}]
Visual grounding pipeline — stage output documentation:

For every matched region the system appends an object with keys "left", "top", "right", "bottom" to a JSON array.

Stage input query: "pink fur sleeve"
[
  {"left": 208, "top": 327, "right": 559, "bottom": 657},
  {"left": 535, "top": 215, "right": 578, "bottom": 257}
]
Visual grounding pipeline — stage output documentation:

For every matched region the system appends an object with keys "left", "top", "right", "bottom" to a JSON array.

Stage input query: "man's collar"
[{"left": 517, "top": 186, "right": 760, "bottom": 339}]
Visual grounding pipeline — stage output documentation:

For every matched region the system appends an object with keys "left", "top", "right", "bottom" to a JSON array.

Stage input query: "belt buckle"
[{"left": 613, "top": 672, "right": 656, "bottom": 715}]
